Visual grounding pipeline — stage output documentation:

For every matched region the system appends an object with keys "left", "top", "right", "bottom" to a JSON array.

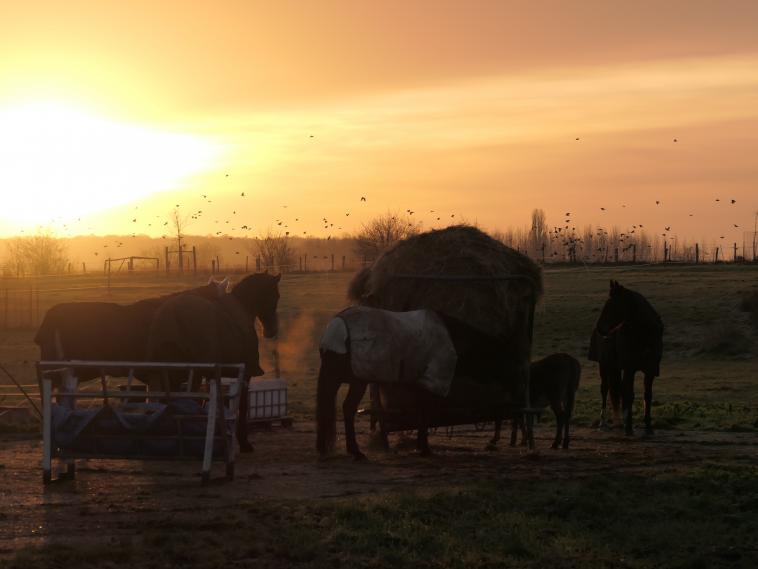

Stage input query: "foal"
[{"left": 511, "top": 353, "right": 581, "bottom": 449}]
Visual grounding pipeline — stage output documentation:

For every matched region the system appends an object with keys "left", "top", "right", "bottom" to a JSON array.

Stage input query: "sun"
[{"left": 0, "top": 100, "right": 225, "bottom": 230}]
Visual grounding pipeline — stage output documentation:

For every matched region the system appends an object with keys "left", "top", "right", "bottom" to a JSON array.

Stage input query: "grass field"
[{"left": 1, "top": 264, "right": 757, "bottom": 567}]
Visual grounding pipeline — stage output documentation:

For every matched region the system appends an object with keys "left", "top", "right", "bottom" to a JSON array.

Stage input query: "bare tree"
[
  {"left": 529, "top": 208, "right": 549, "bottom": 259},
  {"left": 255, "top": 230, "right": 294, "bottom": 271},
  {"left": 353, "top": 212, "right": 420, "bottom": 261},
  {"left": 168, "top": 208, "right": 192, "bottom": 272},
  {"left": 4, "top": 231, "right": 69, "bottom": 276}
]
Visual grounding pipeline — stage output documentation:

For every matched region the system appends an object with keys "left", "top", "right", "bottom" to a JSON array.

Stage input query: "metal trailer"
[{"left": 37, "top": 360, "right": 245, "bottom": 485}]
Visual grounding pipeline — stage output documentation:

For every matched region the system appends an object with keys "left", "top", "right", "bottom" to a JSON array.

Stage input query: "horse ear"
[{"left": 275, "top": 273, "right": 281, "bottom": 283}]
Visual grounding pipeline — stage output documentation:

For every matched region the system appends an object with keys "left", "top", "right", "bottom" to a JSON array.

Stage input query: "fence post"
[
  {"left": 632, "top": 244, "right": 637, "bottom": 263},
  {"left": 733, "top": 242, "right": 738, "bottom": 262},
  {"left": 192, "top": 246, "right": 197, "bottom": 275},
  {"left": 82, "top": 262, "right": 86, "bottom": 273},
  {"left": 164, "top": 247, "right": 169, "bottom": 273},
  {"left": 342, "top": 255, "right": 346, "bottom": 270},
  {"left": 714, "top": 247, "right": 719, "bottom": 263},
  {"left": 695, "top": 243, "right": 699, "bottom": 264},
  {"left": 256, "top": 256, "right": 261, "bottom": 272}
]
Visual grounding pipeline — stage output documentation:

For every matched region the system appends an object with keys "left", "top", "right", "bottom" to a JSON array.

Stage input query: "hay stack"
[{"left": 348, "top": 225, "right": 543, "bottom": 340}]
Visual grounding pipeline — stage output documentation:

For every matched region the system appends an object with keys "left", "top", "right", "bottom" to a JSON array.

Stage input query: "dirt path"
[{"left": 1, "top": 422, "right": 756, "bottom": 555}]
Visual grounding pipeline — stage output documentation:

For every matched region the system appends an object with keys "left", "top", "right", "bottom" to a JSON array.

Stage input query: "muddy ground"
[{"left": 1, "top": 420, "right": 756, "bottom": 557}]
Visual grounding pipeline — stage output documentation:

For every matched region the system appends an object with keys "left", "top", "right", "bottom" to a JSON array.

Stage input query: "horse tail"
[{"left": 316, "top": 352, "right": 339, "bottom": 455}]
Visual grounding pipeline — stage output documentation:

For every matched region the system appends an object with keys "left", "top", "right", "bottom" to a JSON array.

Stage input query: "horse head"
[
  {"left": 596, "top": 280, "right": 629, "bottom": 336},
  {"left": 231, "top": 272, "right": 281, "bottom": 338}
]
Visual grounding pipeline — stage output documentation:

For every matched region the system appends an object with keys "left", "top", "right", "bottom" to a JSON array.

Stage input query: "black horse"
[
  {"left": 589, "top": 280, "right": 663, "bottom": 436},
  {"left": 147, "top": 272, "right": 281, "bottom": 452}
]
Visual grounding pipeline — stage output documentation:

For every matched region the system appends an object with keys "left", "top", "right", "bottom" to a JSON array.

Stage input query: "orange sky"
[{"left": 1, "top": 0, "right": 757, "bottom": 242}]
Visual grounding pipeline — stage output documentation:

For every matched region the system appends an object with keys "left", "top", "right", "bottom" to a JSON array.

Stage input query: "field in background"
[{"left": 2, "top": 264, "right": 757, "bottom": 430}]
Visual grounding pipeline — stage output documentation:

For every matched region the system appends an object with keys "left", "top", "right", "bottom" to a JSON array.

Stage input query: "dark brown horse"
[
  {"left": 511, "top": 353, "right": 581, "bottom": 449},
  {"left": 34, "top": 279, "right": 230, "bottom": 380},
  {"left": 589, "top": 280, "right": 663, "bottom": 436},
  {"left": 146, "top": 273, "right": 281, "bottom": 452}
]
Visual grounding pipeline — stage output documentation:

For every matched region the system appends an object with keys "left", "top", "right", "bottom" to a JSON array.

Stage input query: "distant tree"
[
  {"left": 4, "top": 231, "right": 69, "bottom": 276},
  {"left": 255, "top": 230, "right": 294, "bottom": 271},
  {"left": 167, "top": 208, "right": 192, "bottom": 272},
  {"left": 529, "top": 208, "right": 549, "bottom": 259},
  {"left": 353, "top": 212, "right": 420, "bottom": 261}
]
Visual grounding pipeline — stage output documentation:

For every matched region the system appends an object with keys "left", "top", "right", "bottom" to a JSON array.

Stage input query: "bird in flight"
[{"left": 360, "top": 196, "right": 366, "bottom": 202}]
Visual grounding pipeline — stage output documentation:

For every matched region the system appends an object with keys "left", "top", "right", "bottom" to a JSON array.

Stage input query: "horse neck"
[{"left": 231, "top": 283, "right": 261, "bottom": 318}]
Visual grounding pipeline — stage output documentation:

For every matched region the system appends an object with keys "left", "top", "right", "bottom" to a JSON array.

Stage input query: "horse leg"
[
  {"left": 487, "top": 418, "right": 502, "bottom": 451},
  {"left": 509, "top": 414, "right": 520, "bottom": 447},
  {"left": 599, "top": 365, "right": 611, "bottom": 429},
  {"left": 610, "top": 370, "right": 622, "bottom": 426},
  {"left": 643, "top": 373, "right": 654, "bottom": 436},
  {"left": 236, "top": 381, "right": 253, "bottom": 453},
  {"left": 550, "top": 399, "right": 563, "bottom": 449},
  {"left": 343, "top": 382, "right": 368, "bottom": 460},
  {"left": 563, "top": 386, "right": 576, "bottom": 449},
  {"left": 316, "top": 353, "right": 342, "bottom": 457},
  {"left": 621, "top": 368, "right": 636, "bottom": 436},
  {"left": 415, "top": 390, "right": 432, "bottom": 456}
]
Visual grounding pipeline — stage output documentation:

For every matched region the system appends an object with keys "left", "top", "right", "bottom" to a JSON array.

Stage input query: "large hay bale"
[{"left": 348, "top": 225, "right": 543, "bottom": 340}]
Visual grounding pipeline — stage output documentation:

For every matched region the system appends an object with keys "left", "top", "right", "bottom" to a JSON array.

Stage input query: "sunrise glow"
[{"left": 0, "top": 100, "right": 225, "bottom": 229}]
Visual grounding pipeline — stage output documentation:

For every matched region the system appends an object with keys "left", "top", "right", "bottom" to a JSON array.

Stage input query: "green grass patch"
[{"left": 8, "top": 464, "right": 758, "bottom": 569}]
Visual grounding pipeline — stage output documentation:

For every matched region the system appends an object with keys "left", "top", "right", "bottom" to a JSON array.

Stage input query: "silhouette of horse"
[
  {"left": 589, "top": 280, "right": 663, "bottom": 436},
  {"left": 317, "top": 306, "right": 516, "bottom": 458},
  {"left": 34, "top": 278, "right": 231, "bottom": 381},
  {"left": 146, "top": 272, "right": 281, "bottom": 452},
  {"left": 511, "top": 353, "right": 581, "bottom": 449}
]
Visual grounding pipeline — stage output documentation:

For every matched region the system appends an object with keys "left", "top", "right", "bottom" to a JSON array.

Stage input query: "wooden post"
[
  {"left": 342, "top": 255, "right": 346, "bottom": 270},
  {"left": 211, "top": 260, "right": 216, "bottom": 274},
  {"left": 178, "top": 244, "right": 184, "bottom": 274},
  {"left": 164, "top": 247, "right": 170, "bottom": 273},
  {"left": 733, "top": 242, "right": 738, "bottom": 262},
  {"left": 256, "top": 256, "right": 261, "bottom": 272},
  {"left": 714, "top": 247, "right": 720, "bottom": 263},
  {"left": 299, "top": 256, "right": 302, "bottom": 272},
  {"left": 192, "top": 246, "right": 197, "bottom": 275},
  {"left": 614, "top": 247, "right": 619, "bottom": 263},
  {"left": 632, "top": 244, "right": 637, "bottom": 263},
  {"left": 541, "top": 242, "right": 546, "bottom": 264},
  {"left": 82, "top": 262, "right": 86, "bottom": 273},
  {"left": 304, "top": 255, "right": 307, "bottom": 272},
  {"left": 695, "top": 243, "right": 699, "bottom": 264},
  {"left": 216, "top": 255, "right": 220, "bottom": 272},
  {"left": 245, "top": 256, "right": 249, "bottom": 272}
]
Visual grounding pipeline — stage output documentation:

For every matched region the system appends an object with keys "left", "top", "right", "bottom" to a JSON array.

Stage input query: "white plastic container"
[{"left": 247, "top": 377, "right": 288, "bottom": 421}]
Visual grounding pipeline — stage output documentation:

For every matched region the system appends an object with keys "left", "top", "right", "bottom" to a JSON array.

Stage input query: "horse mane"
[{"left": 626, "top": 289, "right": 663, "bottom": 333}]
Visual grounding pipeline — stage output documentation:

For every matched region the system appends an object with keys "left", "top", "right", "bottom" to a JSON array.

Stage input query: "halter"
[{"left": 600, "top": 321, "right": 624, "bottom": 339}]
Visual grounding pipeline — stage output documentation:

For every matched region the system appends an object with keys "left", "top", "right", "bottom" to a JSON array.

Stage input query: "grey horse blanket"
[{"left": 320, "top": 306, "right": 457, "bottom": 397}]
